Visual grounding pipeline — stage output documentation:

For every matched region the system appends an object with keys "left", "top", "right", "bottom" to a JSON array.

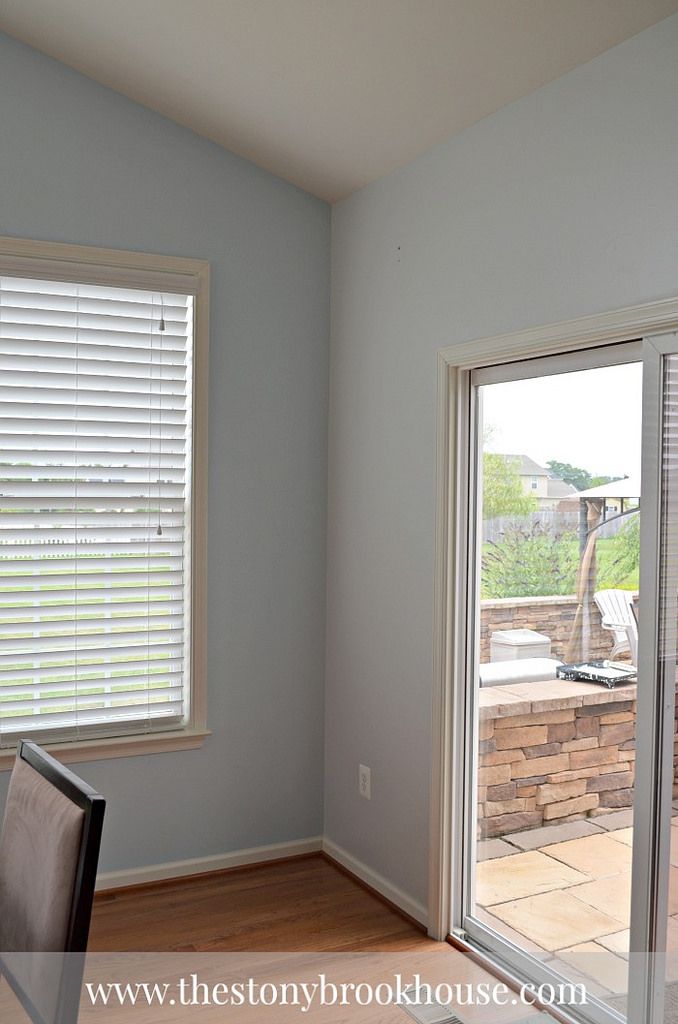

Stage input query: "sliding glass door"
[
  {"left": 451, "top": 334, "right": 678, "bottom": 1024},
  {"left": 631, "top": 332, "right": 678, "bottom": 1024}
]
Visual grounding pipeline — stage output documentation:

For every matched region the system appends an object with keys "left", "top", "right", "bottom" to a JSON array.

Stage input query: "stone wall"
[
  {"left": 480, "top": 594, "right": 637, "bottom": 663},
  {"left": 478, "top": 681, "right": 636, "bottom": 840}
]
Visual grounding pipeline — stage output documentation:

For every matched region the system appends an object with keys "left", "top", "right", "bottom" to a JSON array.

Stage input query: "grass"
[
  {"left": 596, "top": 537, "right": 639, "bottom": 590},
  {"left": 0, "top": 555, "right": 180, "bottom": 722}
]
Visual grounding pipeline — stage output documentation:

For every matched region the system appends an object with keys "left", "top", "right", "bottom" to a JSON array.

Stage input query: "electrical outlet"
[{"left": 359, "top": 764, "right": 371, "bottom": 799}]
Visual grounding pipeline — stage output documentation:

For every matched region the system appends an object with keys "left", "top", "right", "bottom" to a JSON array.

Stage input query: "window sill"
[{"left": 0, "top": 728, "right": 210, "bottom": 772}]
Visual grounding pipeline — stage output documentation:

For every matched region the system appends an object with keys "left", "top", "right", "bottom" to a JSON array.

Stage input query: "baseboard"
[
  {"left": 96, "top": 834, "right": 429, "bottom": 931},
  {"left": 322, "top": 837, "right": 428, "bottom": 927},
  {"left": 96, "top": 836, "right": 323, "bottom": 891}
]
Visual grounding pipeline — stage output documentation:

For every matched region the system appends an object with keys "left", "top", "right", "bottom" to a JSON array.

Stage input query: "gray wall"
[
  {"left": 0, "top": 32, "right": 330, "bottom": 872},
  {"left": 326, "top": 15, "right": 678, "bottom": 913}
]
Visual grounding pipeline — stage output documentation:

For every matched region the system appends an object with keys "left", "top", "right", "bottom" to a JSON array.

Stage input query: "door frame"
[{"left": 430, "top": 298, "right": 678, "bottom": 1015}]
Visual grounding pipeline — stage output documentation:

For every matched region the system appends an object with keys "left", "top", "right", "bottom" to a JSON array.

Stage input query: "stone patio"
[
  {"left": 470, "top": 669, "right": 678, "bottom": 1004},
  {"left": 475, "top": 809, "right": 678, "bottom": 1001}
]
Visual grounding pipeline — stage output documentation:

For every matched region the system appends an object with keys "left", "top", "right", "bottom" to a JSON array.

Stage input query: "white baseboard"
[
  {"left": 322, "top": 837, "right": 428, "bottom": 927},
  {"left": 96, "top": 833, "right": 428, "bottom": 931},
  {"left": 96, "top": 836, "right": 323, "bottom": 891}
]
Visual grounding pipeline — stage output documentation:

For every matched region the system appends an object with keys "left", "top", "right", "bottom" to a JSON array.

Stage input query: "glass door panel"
[
  {"left": 463, "top": 349, "right": 644, "bottom": 1017},
  {"left": 651, "top": 347, "right": 678, "bottom": 1023}
]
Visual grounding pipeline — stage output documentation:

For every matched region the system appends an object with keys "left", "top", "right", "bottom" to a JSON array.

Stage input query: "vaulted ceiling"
[{"left": 2, "top": 0, "right": 677, "bottom": 201}]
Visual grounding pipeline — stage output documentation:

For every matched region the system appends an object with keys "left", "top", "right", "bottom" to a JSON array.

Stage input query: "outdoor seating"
[
  {"left": 594, "top": 588, "right": 638, "bottom": 665},
  {"left": 479, "top": 657, "right": 563, "bottom": 687}
]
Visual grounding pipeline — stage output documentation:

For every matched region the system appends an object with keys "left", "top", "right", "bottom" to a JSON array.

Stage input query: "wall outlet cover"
[{"left": 359, "top": 764, "right": 371, "bottom": 799}]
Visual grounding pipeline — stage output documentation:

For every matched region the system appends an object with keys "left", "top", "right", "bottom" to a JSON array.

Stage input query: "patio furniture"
[
  {"left": 594, "top": 589, "right": 638, "bottom": 665},
  {"left": 479, "top": 657, "right": 563, "bottom": 687}
]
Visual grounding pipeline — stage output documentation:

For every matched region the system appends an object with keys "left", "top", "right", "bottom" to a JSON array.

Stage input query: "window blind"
[
  {"left": 0, "top": 276, "right": 193, "bottom": 747},
  {"left": 660, "top": 353, "right": 678, "bottom": 658}
]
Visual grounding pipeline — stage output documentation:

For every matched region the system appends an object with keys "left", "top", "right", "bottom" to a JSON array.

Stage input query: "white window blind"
[
  {"left": 0, "top": 276, "right": 193, "bottom": 748},
  {"left": 660, "top": 354, "right": 678, "bottom": 659}
]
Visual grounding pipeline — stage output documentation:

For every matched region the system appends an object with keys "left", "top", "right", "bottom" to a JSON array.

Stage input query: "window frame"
[
  {"left": 0, "top": 236, "right": 210, "bottom": 769},
  {"left": 430, "top": 297, "right": 678, "bottom": 1017},
  {"left": 467, "top": 341, "right": 642, "bottom": 1024}
]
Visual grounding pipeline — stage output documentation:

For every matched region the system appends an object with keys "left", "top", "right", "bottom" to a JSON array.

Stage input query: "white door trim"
[{"left": 430, "top": 295, "right": 678, "bottom": 943}]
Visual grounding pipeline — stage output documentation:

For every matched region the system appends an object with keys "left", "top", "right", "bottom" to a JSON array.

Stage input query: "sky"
[{"left": 481, "top": 361, "right": 643, "bottom": 480}]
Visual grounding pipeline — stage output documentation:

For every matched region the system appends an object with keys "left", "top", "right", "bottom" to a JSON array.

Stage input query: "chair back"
[
  {"left": 0, "top": 741, "right": 105, "bottom": 1024},
  {"left": 594, "top": 589, "right": 638, "bottom": 665},
  {"left": 594, "top": 588, "right": 635, "bottom": 630}
]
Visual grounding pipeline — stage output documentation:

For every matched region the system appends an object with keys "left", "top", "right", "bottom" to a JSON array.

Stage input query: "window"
[{"left": 0, "top": 239, "right": 208, "bottom": 766}]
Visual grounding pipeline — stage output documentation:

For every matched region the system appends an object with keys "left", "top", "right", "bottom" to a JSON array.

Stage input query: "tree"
[
  {"left": 546, "top": 460, "right": 592, "bottom": 491},
  {"left": 590, "top": 474, "right": 622, "bottom": 488},
  {"left": 483, "top": 454, "right": 537, "bottom": 519}
]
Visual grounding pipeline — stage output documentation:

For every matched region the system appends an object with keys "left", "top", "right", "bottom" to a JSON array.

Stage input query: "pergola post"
[{"left": 578, "top": 497, "right": 588, "bottom": 557}]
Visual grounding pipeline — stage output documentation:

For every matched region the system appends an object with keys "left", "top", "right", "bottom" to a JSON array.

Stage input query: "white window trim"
[
  {"left": 0, "top": 236, "right": 210, "bottom": 770},
  {"left": 430, "top": 294, "right": 678, "bottom": 944}
]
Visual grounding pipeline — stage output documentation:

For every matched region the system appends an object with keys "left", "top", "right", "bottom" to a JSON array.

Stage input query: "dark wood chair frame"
[{"left": 0, "top": 740, "right": 106, "bottom": 1024}]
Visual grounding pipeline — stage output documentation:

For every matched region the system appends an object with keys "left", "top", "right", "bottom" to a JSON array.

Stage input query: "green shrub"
[
  {"left": 481, "top": 526, "right": 578, "bottom": 599},
  {"left": 596, "top": 514, "right": 639, "bottom": 590},
  {"left": 481, "top": 515, "right": 640, "bottom": 600}
]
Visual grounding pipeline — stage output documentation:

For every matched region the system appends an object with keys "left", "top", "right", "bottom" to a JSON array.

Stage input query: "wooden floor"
[{"left": 90, "top": 854, "right": 440, "bottom": 953}]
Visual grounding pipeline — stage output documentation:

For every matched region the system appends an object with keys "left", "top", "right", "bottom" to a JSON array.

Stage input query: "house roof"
[
  {"left": 496, "top": 454, "right": 549, "bottom": 477},
  {"left": 563, "top": 476, "right": 641, "bottom": 500},
  {"left": 546, "top": 478, "right": 578, "bottom": 499}
]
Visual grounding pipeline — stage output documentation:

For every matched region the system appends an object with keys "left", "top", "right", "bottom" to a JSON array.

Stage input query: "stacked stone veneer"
[
  {"left": 480, "top": 594, "right": 638, "bottom": 663},
  {"left": 478, "top": 681, "right": 636, "bottom": 839}
]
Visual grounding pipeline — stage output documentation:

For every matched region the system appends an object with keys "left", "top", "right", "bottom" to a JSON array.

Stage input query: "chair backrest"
[
  {"left": 0, "top": 741, "right": 105, "bottom": 1024},
  {"left": 594, "top": 589, "right": 635, "bottom": 631},
  {"left": 626, "top": 617, "right": 639, "bottom": 667},
  {"left": 594, "top": 589, "right": 638, "bottom": 665}
]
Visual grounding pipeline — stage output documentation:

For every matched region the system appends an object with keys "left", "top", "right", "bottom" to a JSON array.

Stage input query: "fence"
[{"left": 483, "top": 511, "right": 578, "bottom": 544}]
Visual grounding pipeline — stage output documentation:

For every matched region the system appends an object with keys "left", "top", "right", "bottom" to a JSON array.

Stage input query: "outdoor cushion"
[{"left": 479, "top": 657, "right": 563, "bottom": 688}]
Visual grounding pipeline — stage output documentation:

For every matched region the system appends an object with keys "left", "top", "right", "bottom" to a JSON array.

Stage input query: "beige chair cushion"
[{"left": 0, "top": 756, "right": 85, "bottom": 952}]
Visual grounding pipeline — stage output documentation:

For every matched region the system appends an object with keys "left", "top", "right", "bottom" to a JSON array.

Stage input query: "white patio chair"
[{"left": 594, "top": 589, "right": 638, "bottom": 665}]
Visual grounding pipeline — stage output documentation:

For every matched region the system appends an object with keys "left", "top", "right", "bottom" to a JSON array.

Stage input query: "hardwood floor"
[{"left": 90, "top": 854, "right": 440, "bottom": 952}]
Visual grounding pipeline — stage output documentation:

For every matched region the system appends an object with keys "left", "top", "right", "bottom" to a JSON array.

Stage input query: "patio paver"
[
  {"left": 597, "top": 930, "right": 629, "bottom": 956},
  {"left": 503, "top": 820, "right": 604, "bottom": 851},
  {"left": 555, "top": 943, "right": 629, "bottom": 995},
  {"left": 539, "top": 833, "right": 632, "bottom": 877},
  {"left": 475, "top": 906, "right": 550, "bottom": 957},
  {"left": 487, "top": 890, "right": 624, "bottom": 950},
  {"left": 589, "top": 808, "right": 634, "bottom": 831},
  {"left": 607, "top": 827, "right": 633, "bottom": 846},
  {"left": 594, "top": 919, "right": 678, "bottom": 959},
  {"left": 569, "top": 872, "right": 631, "bottom": 925},
  {"left": 477, "top": 838, "right": 517, "bottom": 861},
  {"left": 476, "top": 850, "right": 587, "bottom": 905}
]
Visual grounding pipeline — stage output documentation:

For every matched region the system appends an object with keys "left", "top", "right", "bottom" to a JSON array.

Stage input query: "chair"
[
  {"left": 594, "top": 589, "right": 638, "bottom": 665},
  {"left": 0, "top": 740, "right": 105, "bottom": 1024}
]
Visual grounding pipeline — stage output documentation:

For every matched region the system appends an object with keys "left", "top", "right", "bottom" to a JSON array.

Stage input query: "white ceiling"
[{"left": 2, "top": 0, "right": 677, "bottom": 202}]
